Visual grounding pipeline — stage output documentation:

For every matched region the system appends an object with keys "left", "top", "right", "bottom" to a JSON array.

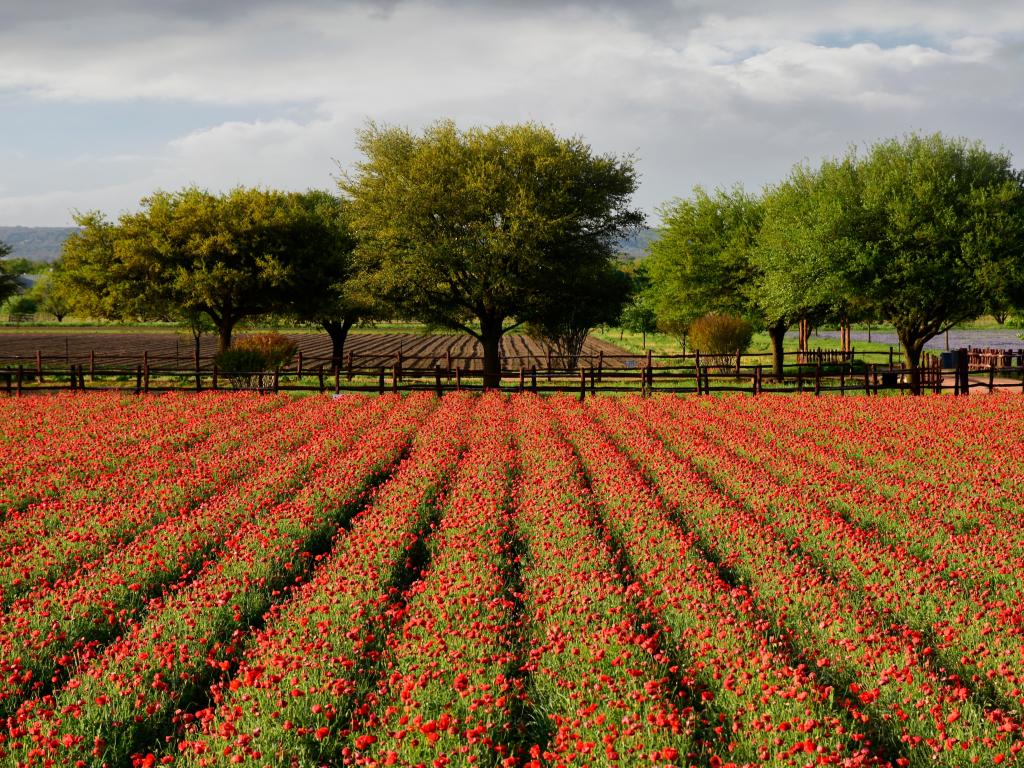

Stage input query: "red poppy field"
[{"left": 1, "top": 391, "right": 1022, "bottom": 768}]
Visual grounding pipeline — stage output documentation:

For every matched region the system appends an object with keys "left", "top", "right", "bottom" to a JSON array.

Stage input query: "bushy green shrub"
[
  {"left": 689, "top": 313, "right": 753, "bottom": 373},
  {"left": 232, "top": 333, "right": 297, "bottom": 369},
  {"left": 689, "top": 313, "right": 753, "bottom": 354},
  {"left": 214, "top": 333, "right": 296, "bottom": 390}
]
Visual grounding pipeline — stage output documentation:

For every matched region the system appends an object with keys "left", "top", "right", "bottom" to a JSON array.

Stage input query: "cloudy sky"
[{"left": 1, "top": 0, "right": 1022, "bottom": 226}]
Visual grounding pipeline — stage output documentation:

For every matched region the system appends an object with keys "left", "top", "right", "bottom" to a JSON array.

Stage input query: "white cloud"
[{"left": 0, "top": 0, "right": 1022, "bottom": 225}]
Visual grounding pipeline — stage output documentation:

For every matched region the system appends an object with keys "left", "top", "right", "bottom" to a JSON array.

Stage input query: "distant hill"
[
  {"left": 1, "top": 224, "right": 657, "bottom": 264},
  {"left": 616, "top": 226, "right": 657, "bottom": 261},
  {"left": 0, "top": 226, "right": 78, "bottom": 262}
]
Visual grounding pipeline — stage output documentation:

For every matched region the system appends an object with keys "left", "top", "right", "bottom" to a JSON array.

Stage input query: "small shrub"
[
  {"left": 689, "top": 313, "right": 753, "bottom": 373},
  {"left": 214, "top": 333, "right": 296, "bottom": 390},
  {"left": 233, "top": 333, "right": 297, "bottom": 370}
]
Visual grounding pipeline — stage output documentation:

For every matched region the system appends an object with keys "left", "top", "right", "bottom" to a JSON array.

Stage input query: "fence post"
[
  {"left": 69, "top": 364, "right": 77, "bottom": 391},
  {"left": 531, "top": 365, "right": 537, "bottom": 393},
  {"left": 3, "top": 369, "right": 10, "bottom": 396},
  {"left": 751, "top": 366, "right": 758, "bottom": 396},
  {"left": 435, "top": 365, "right": 444, "bottom": 398},
  {"left": 589, "top": 366, "right": 596, "bottom": 395},
  {"left": 735, "top": 348, "right": 741, "bottom": 377},
  {"left": 814, "top": 363, "right": 821, "bottom": 396},
  {"left": 78, "top": 364, "right": 85, "bottom": 390},
  {"left": 135, "top": 364, "right": 143, "bottom": 394},
  {"left": 864, "top": 365, "right": 870, "bottom": 396},
  {"left": 195, "top": 365, "right": 202, "bottom": 392},
  {"left": 579, "top": 367, "right": 586, "bottom": 402},
  {"left": 212, "top": 363, "right": 219, "bottom": 390},
  {"left": 297, "top": 350, "right": 303, "bottom": 379},
  {"left": 695, "top": 364, "right": 703, "bottom": 395},
  {"left": 839, "top": 366, "right": 845, "bottom": 396},
  {"left": 90, "top": 350, "right": 96, "bottom": 382},
  {"left": 518, "top": 366, "right": 525, "bottom": 393},
  {"left": 546, "top": 348, "right": 552, "bottom": 381},
  {"left": 888, "top": 346, "right": 894, "bottom": 370},
  {"left": 378, "top": 367, "right": 386, "bottom": 395},
  {"left": 347, "top": 351, "right": 354, "bottom": 381},
  {"left": 17, "top": 365, "right": 23, "bottom": 396},
  {"left": 143, "top": 353, "right": 150, "bottom": 394},
  {"left": 391, "top": 365, "right": 398, "bottom": 394},
  {"left": 36, "top": 350, "right": 43, "bottom": 384},
  {"left": 957, "top": 348, "right": 969, "bottom": 396},
  {"left": 318, "top": 364, "right": 325, "bottom": 393},
  {"left": 989, "top": 359, "right": 996, "bottom": 393},
  {"left": 446, "top": 349, "right": 452, "bottom": 382},
  {"left": 334, "top": 365, "right": 340, "bottom": 395},
  {"left": 797, "top": 367, "right": 804, "bottom": 393},
  {"left": 597, "top": 351, "right": 604, "bottom": 383},
  {"left": 456, "top": 366, "right": 463, "bottom": 391}
]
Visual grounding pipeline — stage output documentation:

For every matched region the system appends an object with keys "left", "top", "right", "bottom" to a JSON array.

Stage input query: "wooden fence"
[{"left": 2, "top": 346, "right": 1023, "bottom": 398}]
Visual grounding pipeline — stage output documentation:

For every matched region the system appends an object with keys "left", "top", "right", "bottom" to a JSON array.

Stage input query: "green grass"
[{"left": 593, "top": 327, "right": 905, "bottom": 363}]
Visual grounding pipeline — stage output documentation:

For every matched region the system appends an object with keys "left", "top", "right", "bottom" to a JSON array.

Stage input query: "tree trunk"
[
  {"left": 217, "top": 324, "right": 233, "bottom": 354},
  {"left": 900, "top": 334, "right": 926, "bottom": 395},
  {"left": 768, "top": 320, "right": 788, "bottom": 382},
  {"left": 323, "top": 316, "right": 355, "bottom": 373},
  {"left": 479, "top": 316, "right": 503, "bottom": 389}
]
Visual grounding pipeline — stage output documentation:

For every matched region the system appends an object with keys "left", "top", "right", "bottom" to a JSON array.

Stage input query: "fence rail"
[{"left": 2, "top": 346, "right": 1022, "bottom": 398}]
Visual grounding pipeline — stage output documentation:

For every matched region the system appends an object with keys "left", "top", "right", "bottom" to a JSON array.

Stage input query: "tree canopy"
[
  {"left": 341, "top": 120, "right": 643, "bottom": 386},
  {"left": 850, "top": 133, "right": 1024, "bottom": 388},
  {"left": 646, "top": 132, "right": 1024, "bottom": 390},
  {"left": 0, "top": 240, "right": 21, "bottom": 307},
  {"left": 645, "top": 187, "right": 791, "bottom": 373},
  {"left": 58, "top": 187, "right": 357, "bottom": 352}
]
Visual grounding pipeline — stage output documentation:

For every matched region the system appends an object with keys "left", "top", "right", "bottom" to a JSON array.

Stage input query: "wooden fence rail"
[{"left": 3, "top": 349, "right": 1023, "bottom": 398}]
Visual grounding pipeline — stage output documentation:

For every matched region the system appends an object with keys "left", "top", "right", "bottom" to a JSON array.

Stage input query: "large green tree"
[
  {"left": 59, "top": 188, "right": 356, "bottom": 353},
  {"left": 645, "top": 187, "right": 789, "bottom": 375},
  {"left": 276, "top": 190, "right": 371, "bottom": 369},
  {"left": 850, "top": 133, "right": 1024, "bottom": 392},
  {"left": 341, "top": 120, "right": 643, "bottom": 387},
  {"left": 755, "top": 155, "right": 868, "bottom": 366},
  {"left": 117, "top": 187, "right": 299, "bottom": 352},
  {"left": 528, "top": 259, "right": 631, "bottom": 370},
  {"left": 0, "top": 241, "right": 21, "bottom": 307}
]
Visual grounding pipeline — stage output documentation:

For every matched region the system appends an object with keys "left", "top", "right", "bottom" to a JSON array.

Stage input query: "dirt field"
[{"left": 0, "top": 329, "right": 634, "bottom": 371}]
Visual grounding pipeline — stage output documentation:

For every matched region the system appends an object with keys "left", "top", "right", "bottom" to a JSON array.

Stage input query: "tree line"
[
  {"left": 5, "top": 124, "right": 1023, "bottom": 394},
  {"left": 27, "top": 121, "right": 638, "bottom": 388},
  {"left": 642, "top": 132, "right": 1024, "bottom": 393}
]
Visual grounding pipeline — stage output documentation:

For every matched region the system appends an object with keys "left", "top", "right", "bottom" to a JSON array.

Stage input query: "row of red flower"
[{"left": 0, "top": 391, "right": 1020, "bottom": 767}]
